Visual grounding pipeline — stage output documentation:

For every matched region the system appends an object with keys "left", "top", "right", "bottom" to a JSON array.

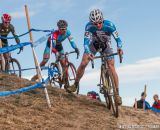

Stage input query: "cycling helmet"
[
  {"left": 57, "top": 20, "right": 68, "bottom": 29},
  {"left": 1, "top": 13, "right": 11, "bottom": 23},
  {"left": 89, "top": 9, "right": 103, "bottom": 23}
]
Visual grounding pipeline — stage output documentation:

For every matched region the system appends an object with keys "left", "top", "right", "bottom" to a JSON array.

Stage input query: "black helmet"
[{"left": 57, "top": 20, "right": 68, "bottom": 29}]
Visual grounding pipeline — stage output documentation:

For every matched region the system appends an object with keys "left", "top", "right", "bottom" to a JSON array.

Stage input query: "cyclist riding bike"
[
  {"left": 31, "top": 20, "right": 80, "bottom": 81},
  {"left": 68, "top": 9, "right": 123, "bottom": 105},
  {"left": 0, "top": 13, "right": 22, "bottom": 65}
]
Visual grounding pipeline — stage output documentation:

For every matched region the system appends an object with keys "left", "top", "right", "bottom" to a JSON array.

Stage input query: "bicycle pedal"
[{"left": 97, "top": 83, "right": 103, "bottom": 87}]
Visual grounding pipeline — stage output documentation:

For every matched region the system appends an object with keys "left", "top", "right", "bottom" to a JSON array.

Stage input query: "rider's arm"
[
  {"left": 84, "top": 31, "right": 91, "bottom": 53},
  {"left": 108, "top": 22, "right": 123, "bottom": 49},
  {"left": 10, "top": 24, "right": 20, "bottom": 44},
  {"left": 84, "top": 23, "right": 92, "bottom": 53},
  {"left": 67, "top": 31, "right": 77, "bottom": 49}
]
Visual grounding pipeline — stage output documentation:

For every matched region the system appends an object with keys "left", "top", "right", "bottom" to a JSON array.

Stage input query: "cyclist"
[
  {"left": 68, "top": 9, "right": 123, "bottom": 105},
  {"left": 0, "top": 13, "right": 22, "bottom": 62},
  {"left": 87, "top": 91, "right": 101, "bottom": 102},
  {"left": 31, "top": 20, "right": 79, "bottom": 81}
]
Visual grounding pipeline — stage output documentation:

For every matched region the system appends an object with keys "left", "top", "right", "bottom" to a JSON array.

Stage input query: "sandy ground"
[{"left": 0, "top": 73, "right": 160, "bottom": 130}]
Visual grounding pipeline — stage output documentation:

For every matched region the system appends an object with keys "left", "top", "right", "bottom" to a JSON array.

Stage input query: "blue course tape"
[
  {"left": 48, "top": 66, "right": 60, "bottom": 77},
  {"left": 0, "top": 30, "right": 32, "bottom": 39},
  {"left": 31, "top": 29, "right": 54, "bottom": 33},
  {"left": 33, "top": 33, "right": 52, "bottom": 47},
  {"left": 5, "top": 66, "right": 49, "bottom": 73},
  {"left": 0, "top": 77, "right": 49, "bottom": 97},
  {"left": 150, "top": 107, "right": 160, "bottom": 113},
  {"left": 0, "top": 28, "right": 54, "bottom": 39},
  {"left": 0, "top": 42, "right": 31, "bottom": 54}
]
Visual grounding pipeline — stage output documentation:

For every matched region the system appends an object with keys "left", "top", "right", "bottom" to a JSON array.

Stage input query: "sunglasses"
[
  {"left": 59, "top": 28, "right": 67, "bottom": 31},
  {"left": 4, "top": 22, "right": 10, "bottom": 24},
  {"left": 94, "top": 22, "right": 103, "bottom": 26}
]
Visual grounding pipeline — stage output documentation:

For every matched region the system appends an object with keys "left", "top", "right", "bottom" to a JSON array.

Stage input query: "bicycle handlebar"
[
  {"left": 91, "top": 52, "right": 123, "bottom": 69},
  {"left": 17, "top": 49, "right": 22, "bottom": 54},
  {"left": 56, "top": 51, "right": 77, "bottom": 62},
  {"left": 119, "top": 54, "right": 123, "bottom": 63},
  {"left": 91, "top": 60, "right": 94, "bottom": 69},
  {"left": 94, "top": 52, "right": 118, "bottom": 59}
]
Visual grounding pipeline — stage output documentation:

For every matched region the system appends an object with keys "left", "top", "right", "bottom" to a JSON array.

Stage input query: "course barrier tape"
[
  {"left": 4, "top": 66, "right": 49, "bottom": 73},
  {"left": 33, "top": 33, "right": 52, "bottom": 47},
  {"left": 0, "top": 42, "right": 31, "bottom": 54},
  {"left": 0, "top": 28, "right": 54, "bottom": 39},
  {"left": 0, "top": 77, "right": 49, "bottom": 97},
  {"left": 150, "top": 107, "right": 160, "bottom": 113}
]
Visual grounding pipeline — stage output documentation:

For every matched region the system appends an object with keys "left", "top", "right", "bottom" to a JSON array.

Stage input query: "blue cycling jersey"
[
  {"left": 84, "top": 20, "right": 122, "bottom": 53},
  {"left": 50, "top": 29, "right": 77, "bottom": 50}
]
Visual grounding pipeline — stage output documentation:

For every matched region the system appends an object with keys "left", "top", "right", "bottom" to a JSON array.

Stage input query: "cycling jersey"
[
  {"left": 0, "top": 23, "right": 20, "bottom": 47},
  {"left": 84, "top": 20, "right": 122, "bottom": 53},
  {"left": 152, "top": 100, "right": 160, "bottom": 109},
  {"left": 43, "top": 29, "right": 77, "bottom": 60}
]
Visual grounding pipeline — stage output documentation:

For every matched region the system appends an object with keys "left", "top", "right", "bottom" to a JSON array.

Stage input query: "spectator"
[
  {"left": 87, "top": 91, "right": 101, "bottom": 102},
  {"left": 152, "top": 94, "right": 160, "bottom": 109},
  {"left": 134, "top": 92, "right": 150, "bottom": 109}
]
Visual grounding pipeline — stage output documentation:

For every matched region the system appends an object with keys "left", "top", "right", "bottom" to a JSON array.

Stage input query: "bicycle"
[
  {"left": 91, "top": 51, "right": 122, "bottom": 118},
  {"left": 0, "top": 52, "right": 21, "bottom": 77},
  {"left": 49, "top": 51, "right": 79, "bottom": 94}
]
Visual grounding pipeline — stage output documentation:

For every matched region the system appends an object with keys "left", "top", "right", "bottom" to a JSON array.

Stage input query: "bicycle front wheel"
[
  {"left": 65, "top": 62, "right": 79, "bottom": 94},
  {"left": 5, "top": 58, "right": 21, "bottom": 77},
  {"left": 106, "top": 70, "right": 119, "bottom": 118},
  {"left": 100, "top": 68, "right": 111, "bottom": 110}
]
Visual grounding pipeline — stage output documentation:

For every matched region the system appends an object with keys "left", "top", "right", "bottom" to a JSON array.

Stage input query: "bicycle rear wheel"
[
  {"left": 5, "top": 58, "right": 21, "bottom": 77},
  {"left": 49, "top": 63, "right": 62, "bottom": 88},
  {"left": 106, "top": 70, "right": 119, "bottom": 118},
  {"left": 65, "top": 62, "right": 79, "bottom": 94}
]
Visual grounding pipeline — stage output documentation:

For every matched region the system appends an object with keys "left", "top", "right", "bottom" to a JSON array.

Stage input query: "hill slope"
[{"left": 0, "top": 73, "right": 160, "bottom": 130}]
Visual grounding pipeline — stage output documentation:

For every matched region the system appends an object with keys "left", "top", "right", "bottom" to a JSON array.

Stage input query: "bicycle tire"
[
  {"left": 100, "top": 66, "right": 111, "bottom": 109},
  {"left": 49, "top": 62, "right": 62, "bottom": 88},
  {"left": 106, "top": 70, "right": 119, "bottom": 118},
  {"left": 5, "top": 58, "right": 21, "bottom": 77},
  {"left": 65, "top": 62, "right": 79, "bottom": 94}
]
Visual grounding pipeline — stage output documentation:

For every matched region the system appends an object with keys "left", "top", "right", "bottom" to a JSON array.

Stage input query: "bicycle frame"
[{"left": 54, "top": 51, "right": 76, "bottom": 83}]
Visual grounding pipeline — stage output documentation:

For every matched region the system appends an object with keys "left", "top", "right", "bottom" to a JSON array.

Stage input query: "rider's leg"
[
  {"left": 106, "top": 59, "right": 122, "bottom": 105},
  {"left": 75, "top": 42, "right": 97, "bottom": 85},
  {"left": 67, "top": 53, "right": 91, "bottom": 92},
  {"left": 104, "top": 47, "right": 122, "bottom": 105},
  {"left": 3, "top": 53, "right": 10, "bottom": 71},
  {"left": 59, "top": 57, "right": 66, "bottom": 82},
  {"left": 75, "top": 53, "right": 91, "bottom": 84},
  {"left": 106, "top": 59, "right": 119, "bottom": 92}
]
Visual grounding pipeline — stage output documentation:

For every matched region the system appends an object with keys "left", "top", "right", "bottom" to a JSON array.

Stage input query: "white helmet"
[{"left": 89, "top": 9, "right": 103, "bottom": 23}]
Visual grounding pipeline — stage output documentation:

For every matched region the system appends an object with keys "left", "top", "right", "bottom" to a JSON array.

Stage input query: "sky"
[{"left": 0, "top": 0, "right": 160, "bottom": 106}]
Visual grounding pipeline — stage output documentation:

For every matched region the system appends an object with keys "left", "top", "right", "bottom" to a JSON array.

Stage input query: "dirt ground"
[{"left": 0, "top": 73, "right": 160, "bottom": 130}]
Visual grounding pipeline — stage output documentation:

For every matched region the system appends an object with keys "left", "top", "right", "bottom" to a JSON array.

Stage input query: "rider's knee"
[
  {"left": 41, "top": 59, "right": 48, "bottom": 66},
  {"left": 108, "top": 63, "right": 115, "bottom": 71}
]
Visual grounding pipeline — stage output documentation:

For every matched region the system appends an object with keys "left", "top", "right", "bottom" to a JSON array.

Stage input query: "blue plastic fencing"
[
  {"left": 0, "top": 28, "right": 56, "bottom": 97},
  {"left": 0, "top": 77, "right": 49, "bottom": 97},
  {"left": 0, "top": 42, "right": 31, "bottom": 54},
  {"left": 150, "top": 107, "right": 160, "bottom": 113},
  {"left": 0, "top": 28, "right": 54, "bottom": 39}
]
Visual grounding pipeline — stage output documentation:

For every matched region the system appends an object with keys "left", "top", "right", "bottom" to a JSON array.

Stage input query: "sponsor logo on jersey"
[{"left": 113, "top": 31, "right": 119, "bottom": 38}]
